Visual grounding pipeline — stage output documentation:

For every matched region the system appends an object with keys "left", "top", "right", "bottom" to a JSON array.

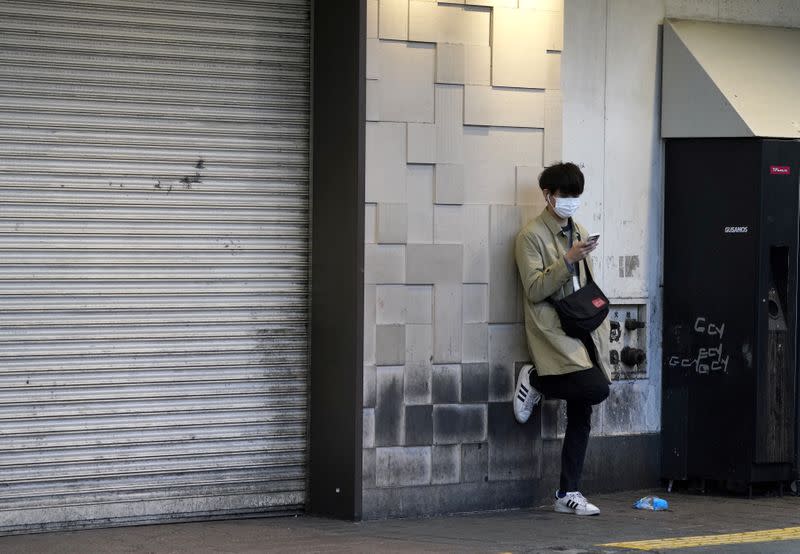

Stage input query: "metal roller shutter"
[{"left": 0, "top": 0, "right": 310, "bottom": 533}]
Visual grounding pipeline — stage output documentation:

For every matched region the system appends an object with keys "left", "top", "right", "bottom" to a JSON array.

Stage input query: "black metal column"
[{"left": 309, "top": 0, "right": 365, "bottom": 519}]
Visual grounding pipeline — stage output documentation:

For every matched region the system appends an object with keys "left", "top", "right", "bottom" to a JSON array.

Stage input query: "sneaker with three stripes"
[
  {"left": 554, "top": 491, "right": 600, "bottom": 516},
  {"left": 512, "top": 364, "right": 541, "bottom": 423}
]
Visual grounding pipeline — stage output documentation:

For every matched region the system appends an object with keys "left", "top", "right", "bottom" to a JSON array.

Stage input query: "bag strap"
[
  {"left": 549, "top": 220, "right": 596, "bottom": 305},
  {"left": 568, "top": 221, "right": 596, "bottom": 288},
  {"left": 580, "top": 255, "right": 595, "bottom": 284}
]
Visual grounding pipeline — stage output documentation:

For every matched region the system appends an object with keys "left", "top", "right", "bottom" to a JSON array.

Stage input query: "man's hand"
[{"left": 565, "top": 239, "right": 598, "bottom": 265}]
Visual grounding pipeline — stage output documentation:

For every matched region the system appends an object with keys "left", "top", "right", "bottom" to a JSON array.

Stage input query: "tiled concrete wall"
[
  {"left": 361, "top": 0, "right": 800, "bottom": 518},
  {"left": 364, "top": 0, "right": 564, "bottom": 514}
]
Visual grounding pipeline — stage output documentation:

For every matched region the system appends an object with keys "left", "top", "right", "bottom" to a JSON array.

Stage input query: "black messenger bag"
[{"left": 549, "top": 226, "right": 609, "bottom": 338}]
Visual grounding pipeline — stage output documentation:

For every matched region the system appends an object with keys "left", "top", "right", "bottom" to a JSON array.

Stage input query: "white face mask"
[{"left": 548, "top": 194, "right": 581, "bottom": 219}]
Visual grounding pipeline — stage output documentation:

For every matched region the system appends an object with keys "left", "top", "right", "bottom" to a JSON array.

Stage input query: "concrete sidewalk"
[{"left": 4, "top": 489, "right": 800, "bottom": 553}]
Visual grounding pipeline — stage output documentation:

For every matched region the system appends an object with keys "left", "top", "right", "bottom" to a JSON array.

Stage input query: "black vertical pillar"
[{"left": 309, "top": 0, "right": 365, "bottom": 519}]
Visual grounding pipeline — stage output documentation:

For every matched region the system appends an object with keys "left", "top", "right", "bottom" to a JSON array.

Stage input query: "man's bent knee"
[{"left": 589, "top": 382, "right": 609, "bottom": 405}]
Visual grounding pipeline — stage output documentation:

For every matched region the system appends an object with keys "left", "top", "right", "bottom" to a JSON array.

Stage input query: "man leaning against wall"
[{"left": 513, "top": 162, "right": 612, "bottom": 516}]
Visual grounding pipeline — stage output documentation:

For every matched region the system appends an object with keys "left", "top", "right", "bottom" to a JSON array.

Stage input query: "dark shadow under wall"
[{"left": 362, "top": 434, "right": 660, "bottom": 519}]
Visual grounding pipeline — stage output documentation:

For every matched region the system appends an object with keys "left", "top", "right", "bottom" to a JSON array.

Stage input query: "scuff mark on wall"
[{"left": 618, "top": 255, "right": 640, "bottom": 278}]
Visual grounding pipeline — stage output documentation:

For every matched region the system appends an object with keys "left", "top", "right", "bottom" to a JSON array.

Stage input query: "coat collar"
[{"left": 540, "top": 207, "right": 571, "bottom": 238}]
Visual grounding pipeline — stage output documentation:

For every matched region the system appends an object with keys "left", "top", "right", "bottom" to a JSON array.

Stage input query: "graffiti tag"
[{"left": 668, "top": 317, "right": 730, "bottom": 374}]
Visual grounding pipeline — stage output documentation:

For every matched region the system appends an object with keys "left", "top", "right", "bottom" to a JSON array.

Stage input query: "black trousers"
[{"left": 531, "top": 358, "right": 609, "bottom": 493}]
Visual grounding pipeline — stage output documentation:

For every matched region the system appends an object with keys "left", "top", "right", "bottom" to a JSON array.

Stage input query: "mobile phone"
[{"left": 586, "top": 233, "right": 600, "bottom": 244}]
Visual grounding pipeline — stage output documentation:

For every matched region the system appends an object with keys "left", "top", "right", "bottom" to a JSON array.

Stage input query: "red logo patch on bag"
[
  {"left": 770, "top": 166, "right": 790, "bottom": 175},
  {"left": 591, "top": 297, "right": 607, "bottom": 308}
]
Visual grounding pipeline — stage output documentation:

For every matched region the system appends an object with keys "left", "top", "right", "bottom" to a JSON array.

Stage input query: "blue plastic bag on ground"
[{"left": 633, "top": 496, "right": 669, "bottom": 511}]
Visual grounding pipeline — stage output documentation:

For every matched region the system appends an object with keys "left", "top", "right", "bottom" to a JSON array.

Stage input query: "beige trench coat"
[{"left": 515, "top": 208, "right": 612, "bottom": 382}]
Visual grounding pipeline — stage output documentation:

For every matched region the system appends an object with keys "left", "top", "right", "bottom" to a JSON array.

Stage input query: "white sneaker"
[
  {"left": 513, "top": 364, "right": 541, "bottom": 423},
  {"left": 554, "top": 491, "right": 600, "bottom": 516}
]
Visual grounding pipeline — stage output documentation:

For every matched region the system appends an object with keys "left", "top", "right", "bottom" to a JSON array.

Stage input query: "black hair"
[{"left": 538, "top": 162, "right": 584, "bottom": 196}]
